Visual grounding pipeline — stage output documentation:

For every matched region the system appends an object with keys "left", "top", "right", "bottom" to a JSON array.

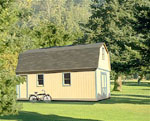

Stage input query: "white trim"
[
  {"left": 26, "top": 75, "right": 28, "bottom": 98},
  {"left": 97, "top": 68, "right": 110, "bottom": 72},
  {"left": 95, "top": 70, "right": 98, "bottom": 100},
  {"left": 62, "top": 72, "right": 71, "bottom": 86},
  {"left": 36, "top": 74, "right": 44, "bottom": 87}
]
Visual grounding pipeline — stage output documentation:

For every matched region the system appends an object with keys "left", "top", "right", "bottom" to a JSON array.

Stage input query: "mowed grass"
[{"left": 0, "top": 80, "right": 150, "bottom": 121}]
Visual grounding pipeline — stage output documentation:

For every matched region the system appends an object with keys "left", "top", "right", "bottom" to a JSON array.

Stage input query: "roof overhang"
[{"left": 16, "top": 68, "right": 97, "bottom": 75}]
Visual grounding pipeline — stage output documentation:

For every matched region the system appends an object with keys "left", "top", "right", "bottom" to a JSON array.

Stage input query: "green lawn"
[{"left": 0, "top": 81, "right": 150, "bottom": 121}]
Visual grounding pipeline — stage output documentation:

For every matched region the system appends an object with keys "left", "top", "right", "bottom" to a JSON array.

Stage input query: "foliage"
[
  {"left": 130, "top": 0, "right": 150, "bottom": 75},
  {"left": 145, "top": 74, "right": 150, "bottom": 80},
  {"left": 77, "top": 0, "right": 150, "bottom": 89},
  {"left": 30, "top": 0, "right": 91, "bottom": 33},
  {"left": 0, "top": 69, "right": 21, "bottom": 116},
  {"left": 32, "top": 21, "right": 74, "bottom": 48},
  {"left": 0, "top": 0, "right": 23, "bottom": 116}
]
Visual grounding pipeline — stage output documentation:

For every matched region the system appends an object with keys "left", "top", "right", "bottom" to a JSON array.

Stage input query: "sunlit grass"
[{"left": 0, "top": 80, "right": 150, "bottom": 121}]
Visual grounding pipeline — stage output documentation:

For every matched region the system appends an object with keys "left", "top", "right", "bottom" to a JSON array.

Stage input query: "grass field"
[{"left": 0, "top": 80, "right": 150, "bottom": 121}]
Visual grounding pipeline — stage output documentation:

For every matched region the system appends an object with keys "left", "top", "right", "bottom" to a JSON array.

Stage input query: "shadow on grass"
[
  {"left": 111, "top": 81, "right": 150, "bottom": 87},
  {"left": 142, "top": 88, "right": 150, "bottom": 91},
  {"left": 0, "top": 111, "right": 99, "bottom": 121},
  {"left": 111, "top": 94, "right": 150, "bottom": 98},
  {"left": 99, "top": 95, "right": 150, "bottom": 105},
  {"left": 123, "top": 82, "right": 150, "bottom": 87},
  {"left": 17, "top": 100, "right": 96, "bottom": 105}
]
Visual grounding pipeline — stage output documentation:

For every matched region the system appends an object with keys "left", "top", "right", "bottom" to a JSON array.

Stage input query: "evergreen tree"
[
  {"left": 78, "top": 0, "right": 150, "bottom": 90},
  {"left": 32, "top": 21, "right": 74, "bottom": 48},
  {"left": 131, "top": 0, "right": 150, "bottom": 84}
]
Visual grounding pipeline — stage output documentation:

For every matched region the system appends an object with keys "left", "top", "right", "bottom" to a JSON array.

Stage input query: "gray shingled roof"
[{"left": 16, "top": 43, "right": 104, "bottom": 74}]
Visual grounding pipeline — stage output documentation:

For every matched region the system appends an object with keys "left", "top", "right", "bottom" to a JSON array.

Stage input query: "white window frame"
[
  {"left": 37, "top": 74, "right": 44, "bottom": 87},
  {"left": 62, "top": 72, "right": 71, "bottom": 86}
]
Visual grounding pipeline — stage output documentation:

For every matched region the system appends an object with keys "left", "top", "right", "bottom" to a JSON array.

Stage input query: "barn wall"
[
  {"left": 98, "top": 45, "right": 111, "bottom": 71},
  {"left": 19, "top": 71, "right": 96, "bottom": 101},
  {"left": 96, "top": 44, "right": 111, "bottom": 100},
  {"left": 19, "top": 76, "right": 28, "bottom": 99}
]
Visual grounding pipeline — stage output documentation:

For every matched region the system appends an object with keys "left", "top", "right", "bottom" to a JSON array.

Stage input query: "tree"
[
  {"left": 131, "top": 0, "right": 150, "bottom": 84},
  {"left": 32, "top": 21, "right": 74, "bottom": 48},
  {"left": 30, "top": 0, "right": 91, "bottom": 42},
  {"left": 0, "top": 0, "right": 34, "bottom": 115},
  {"left": 0, "top": 0, "right": 20, "bottom": 115},
  {"left": 76, "top": 0, "right": 150, "bottom": 90}
]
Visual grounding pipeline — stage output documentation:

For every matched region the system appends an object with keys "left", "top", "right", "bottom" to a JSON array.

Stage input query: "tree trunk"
[
  {"left": 138, "top": 74, "right": 143, "bottom": 85},
  {"left": 113, "top": 75, "right": 122, "bottom": 91}
]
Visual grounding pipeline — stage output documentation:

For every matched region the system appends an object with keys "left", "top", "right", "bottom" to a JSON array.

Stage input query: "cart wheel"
[
  {"left": 43, "top": 95, "right": 51, "bottom": 103},
  {"left": 29, "top": 95, "right": 37, "bottom": 103}
]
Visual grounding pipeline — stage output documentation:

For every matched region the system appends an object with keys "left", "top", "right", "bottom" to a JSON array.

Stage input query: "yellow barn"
[{"left": 16, "top": 43, "right": 111, "bottom": 101}]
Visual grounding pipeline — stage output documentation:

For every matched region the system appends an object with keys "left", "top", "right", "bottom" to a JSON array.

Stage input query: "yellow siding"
[
  {"left": 21, "top": 71, "right": 96, "bottom": 101},
  {"left": 98, "top": 45, "right": 111, "bottom": 71},
  {"left": 20, "top": 81, "right": 27, "bottom": 99}
]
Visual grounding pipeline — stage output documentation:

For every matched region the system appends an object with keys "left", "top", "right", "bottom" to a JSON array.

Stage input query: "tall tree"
[
  {"left": 77, "top": 0, "right": 150, "bottom": 90},
  {"left": 131, "top": 0, "right": 150, "bottom": 84},
  {"left": 32, "top": 21, "right": 74, "bottom": 48},
  {"left": 0, "top": 0, "right": 34, "bottom": 115},
  {"left": 0, "top": 0, "right": 21, "bottom": 115}
]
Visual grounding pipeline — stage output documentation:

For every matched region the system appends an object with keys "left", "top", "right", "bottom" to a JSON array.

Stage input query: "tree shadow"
[
  {"left": 0, "top": 111, "right": 99, "bottom": 121},
  {"left": 112, "top": 94, "right": 150, "bottom": 98},
  {"left": 98, "top": 94, "right": 150, "bottom": 105},
  {"left": 111, "top": 81, "right": 150, "bottom": 87},
  {"left": 142, "top": 88, "right": 150, "bottom": 91},
  {"left": 18, "top": 100, "right": 96, "bottom": 105},
  {"left": 123, "top": 82, "right": 150, "bottom": 87}
]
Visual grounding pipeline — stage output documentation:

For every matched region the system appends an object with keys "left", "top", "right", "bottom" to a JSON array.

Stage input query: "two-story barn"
[{"left": 16, "top": 43, "right": 111, "bottom": 101}]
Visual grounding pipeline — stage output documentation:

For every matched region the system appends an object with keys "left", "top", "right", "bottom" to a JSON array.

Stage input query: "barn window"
[
  {"left": 63, "top": 73, "right": 71, "bottom": 86},
  {"left": 102, "top": 47, "right": 105, "bottom": 60},
  {"left": 37, "top": 74, "right": 44, "bottom": 86}
]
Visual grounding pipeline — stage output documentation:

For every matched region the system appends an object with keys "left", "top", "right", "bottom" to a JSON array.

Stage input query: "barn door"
[{"left": 101, "top": 73, "right": 107, "bottom": 97}]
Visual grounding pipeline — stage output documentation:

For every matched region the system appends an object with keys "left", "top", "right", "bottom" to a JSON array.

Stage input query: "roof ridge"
[
  {"left": 40, "top": 42, "right": 104, "bottom": 49},
  {"left": 24, "top": 42, "right": 104, "bottom": 54}
]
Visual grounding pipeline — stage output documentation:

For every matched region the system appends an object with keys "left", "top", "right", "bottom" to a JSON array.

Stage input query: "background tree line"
[{"left": 0, "top": 0, "right": 149, "bottom": 116}]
